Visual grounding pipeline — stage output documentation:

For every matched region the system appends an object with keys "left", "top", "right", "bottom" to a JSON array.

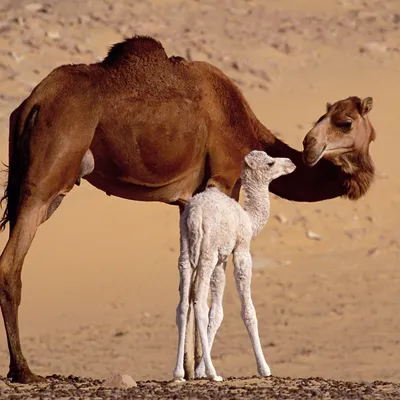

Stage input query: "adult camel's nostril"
[{"left": 303, "top": 135, "right": 316, "bottom": 149}]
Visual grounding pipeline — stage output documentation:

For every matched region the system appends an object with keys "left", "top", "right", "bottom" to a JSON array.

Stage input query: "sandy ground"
[
  {"left": 0, "top": 375, "right": 400, "bottom": 400},
  {"left": 0, "top": 0, "right": 399, "bottom": 398}
]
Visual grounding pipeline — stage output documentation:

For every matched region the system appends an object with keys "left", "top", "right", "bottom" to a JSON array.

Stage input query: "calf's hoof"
[
  {"left": 172, "top": 374, "right": 186, "bottom": 383},
  {"left": 172, "top": 377, "right": 186, "bottom": 383},
  {"left": 258, "top": 366, "right": 272, "bottom": 377},
  {"left": 194, "top": 366, "right": 206, "bottom": 379},
  {"left": 208, "top": 375, "right": 223, "bottom": 382},
  {"left": 172, "top": 367, "right": 186, "bottom": 383}
]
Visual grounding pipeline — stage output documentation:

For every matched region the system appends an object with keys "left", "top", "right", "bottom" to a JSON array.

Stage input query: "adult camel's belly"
[{"left": 85, "top": 102, "right": 209, "bottom": 204}]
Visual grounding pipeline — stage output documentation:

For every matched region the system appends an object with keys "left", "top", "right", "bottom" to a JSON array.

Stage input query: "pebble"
[
  {"left": 306, "top": 230, "right": 322, "bottom": 241},
  {"left": 275, "top": 214, "right": 288, "bottom": 224},
  {"left": 367, "top": 247, "right": 379, "bottom": 256},
  {"left": 46, "top": 31, "right": 61, "bottom": 40},
  {"left": 25, "top": 3, "right": 46, "bottom": 12},
  {"left": 102, "top": 374, "right": 137, "bottom": 388},
  {"left": 359, "top": 42, "right": 388, "bottom": 54}
]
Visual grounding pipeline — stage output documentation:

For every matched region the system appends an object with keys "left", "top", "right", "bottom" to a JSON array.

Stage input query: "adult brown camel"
[{"left": 0, "top": 35, "right": 376, "bottom": 384}]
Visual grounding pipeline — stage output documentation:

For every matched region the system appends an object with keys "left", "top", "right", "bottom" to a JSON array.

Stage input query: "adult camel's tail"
[{"left": 0, "top": 104, "right": 40, "bottom": 232}]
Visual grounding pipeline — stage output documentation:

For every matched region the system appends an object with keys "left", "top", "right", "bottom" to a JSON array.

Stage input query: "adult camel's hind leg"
[
  {"left": 0, "top": 199, "right": 47, "bottom": 383},
  {"left": 0, "top": 106, "right": 95, "bottom": 383},
  {"left": 0, "top": 152, "right": 93, "bottom": 383}
]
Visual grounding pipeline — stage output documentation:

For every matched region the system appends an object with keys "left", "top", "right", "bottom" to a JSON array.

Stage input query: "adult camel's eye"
[{"left": 336, "top": 120, "right": 352, "bottom": 131}]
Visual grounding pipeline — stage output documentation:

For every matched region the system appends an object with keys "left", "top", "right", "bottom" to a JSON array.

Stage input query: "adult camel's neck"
[
  {"left": 253, "top": 121, "right": 348, "bottom": 202},
  {"left": 243, "top": 182, "right": 270, "bottom": 237}
]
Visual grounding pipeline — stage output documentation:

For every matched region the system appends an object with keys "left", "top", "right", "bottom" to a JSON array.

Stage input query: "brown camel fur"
[{"left": 0, "top": 36, "right": 376, "bottom": 384}]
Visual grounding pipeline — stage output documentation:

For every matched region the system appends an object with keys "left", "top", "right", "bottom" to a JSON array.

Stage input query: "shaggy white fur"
[{"left": 173, "top": 150, "right": 296, "bottom": 382}]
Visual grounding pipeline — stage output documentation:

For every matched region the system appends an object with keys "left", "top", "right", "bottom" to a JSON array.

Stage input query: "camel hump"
[{"left": 103, "top": 35, "right": 168, "bottom": 66}]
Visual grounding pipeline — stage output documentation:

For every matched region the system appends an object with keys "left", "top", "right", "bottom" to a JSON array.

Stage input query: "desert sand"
[{"left": 0, "top": 0, "right": 399, "bottom": 398}]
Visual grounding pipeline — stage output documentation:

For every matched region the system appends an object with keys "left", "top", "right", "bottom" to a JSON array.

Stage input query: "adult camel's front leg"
[{"left": 179, "top": 205, "right": 196, "bottom": 380}]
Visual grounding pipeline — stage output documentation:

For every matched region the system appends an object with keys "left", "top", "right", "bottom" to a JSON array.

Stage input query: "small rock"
[
  {"left": 393, "top": 14, "right": 400, "bottom": 24},
  {"left": 248, "top": 67, "right": 270, "bottom": 82},
  {"left": 231, "top": 60, "right": 240, "bottom": 70},
  {"left": 77, "top": 15, "right": 91, "bottom": 24},
  {"left": 367, "top": 247, "right": 379, "bottom": 256},
  {"left": 73, "top": 43, "right": 89, "bottom": 54},
  {"left": 9, "top": 51, "right": 24, "bottom": 63},
  {"left": 359, "top": 42, "right": 388, "bottom": 54},
  {"left": 25, "top": 3, "right": 46, "bottom": 12},
  {"left": 114, "top": 329, "right": 128, "bottom": 337},
  {"left": 355, "top": 10, "right": 379, "bottom": 23},
  {"left": 275, "top": 214, "right": 288, "bottom": 224},
  {"left": 103, "top": 374, "right": 137, "bottom": 388},
  {"left": 306, "top": 230, "right": 321, "bottom": 241},
  {"left": 271, "top": 41, "right": 293, "bottom": 54},
  {"left": 0, "top": 21, "right": 11, "bottom": 32},
  {"left": 46, "top": 31, "right": 60, "bottom": 40}
]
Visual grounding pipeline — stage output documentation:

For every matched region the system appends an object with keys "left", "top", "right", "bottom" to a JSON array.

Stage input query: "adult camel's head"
[{"left": 302, "top": 96, "right": 376, "bottom": 199}]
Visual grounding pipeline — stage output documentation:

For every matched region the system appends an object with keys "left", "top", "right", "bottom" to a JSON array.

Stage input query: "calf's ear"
[{"left": 244, "top": 153, "right": 257, "bottom": 170}]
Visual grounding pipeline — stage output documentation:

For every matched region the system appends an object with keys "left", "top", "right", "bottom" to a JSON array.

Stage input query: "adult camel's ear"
[
  {"left": 360, "top": 97, "right": 373, "bottom": 116},
  {"left": 326, "top": 102, "right": 332, "bottom": 112}
]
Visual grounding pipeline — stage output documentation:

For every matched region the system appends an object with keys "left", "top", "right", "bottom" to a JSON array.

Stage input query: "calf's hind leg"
[
  {"left": 193, "top": 256, "right": 222, "bottom": 382},
  {"left": 173, "top": 231, "right": 193, "bottom": 382},
  {"left": 195, "top": 261, "right": 226, "bottom": 379},
  {"left": 232, "top": 249, "right": 271, "bottom": 377}
]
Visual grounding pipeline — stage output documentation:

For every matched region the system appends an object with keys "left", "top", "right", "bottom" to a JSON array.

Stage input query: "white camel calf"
[{"left": 173, "top": 150, "right": 296, "bottom": 382}]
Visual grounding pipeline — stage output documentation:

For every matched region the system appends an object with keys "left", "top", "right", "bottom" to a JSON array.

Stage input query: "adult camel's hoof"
[{"left": 7, "top": 369, "right": 46, "bottom": 384}]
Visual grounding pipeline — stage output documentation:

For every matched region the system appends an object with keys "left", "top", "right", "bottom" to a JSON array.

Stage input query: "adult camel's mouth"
[{"left": 302, "top": 145, "right": 327, "bottom": 166}]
